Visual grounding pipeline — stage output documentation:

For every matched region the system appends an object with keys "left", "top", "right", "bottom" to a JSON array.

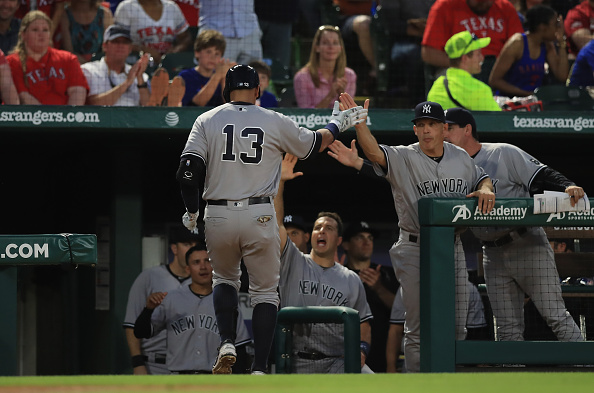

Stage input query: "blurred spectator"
[
  {"left": 342, "top": 220, "right": 399, "bottom": 373},
  {"left": 550, "top": 239, "right": 574, "bottom": 253},
  {"left": 422, "top": 0, "right": 524, "bottom": 84},
  {"left": 293, "top": 25, "right": 356, "bottom": 108},
  {"left": 0, "top": 0, "right": 20, "bottom": 54},
  {"left": 61, "top": 0, "right": 114, "bottom": 64},
  {"left": 427, "top": 30, "right": 502, "bottom": 111},
  {"left": 564, "top": 0, "right": 594, "bottom": 57},
  {"left": 81, "top": 24, "right": 149, "bottom": 106},
  {"left": 179, "top": 29, "right": 234, "bottom": 107},
  {"left": 334, "top": 1, "right": 375, "bottom": 81},
  {"left": 0, "top": 48, "right": 18, "bottom": 103},
  {"left": 173, "top": 0, "right": 199, "bottom": 29},
  {"left": 378, "top": 0, "right": 435, "bottom": 105},
  {"left": 255, "top": 0, "right": 299, "bottom": 72},
  {"left": 198, "top": 0, "right": 262, "bottom": 64},
  {"left": 15, "top": 0, "right": 66, "bottom": 45},
  {"left": 249, "top": 59, "right": 277, "bottom": 108},
  {"left": 568, "top": 38, "right": 594, "bottom": 87},
  {"left": 6, "top": 11, "right": 88, "bottom": 104},
  {"left": 114, "top": 0, "right": 192, "bottom": 61},
  {"left": 489, "top": 5, "right": 569, "bottom": 97}
]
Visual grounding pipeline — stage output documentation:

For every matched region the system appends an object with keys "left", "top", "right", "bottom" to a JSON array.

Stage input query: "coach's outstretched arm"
[
  {"left": 338, "top": 93, "right": 386, "bottom": 169},
  {"left": 274, "top": 154, "right": 303, "bottom": 252}
]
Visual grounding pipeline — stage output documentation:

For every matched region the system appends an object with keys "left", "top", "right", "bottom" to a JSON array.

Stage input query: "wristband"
[
  {"left": 324, "top": 122, "right": 340, "bottom": 139},
  {"left": 131, "top": 354, "right": 146, "bottom": 368},
  {"left": 360, "top": 341, "right": 370, "bottom": 357},
  {"left": 137, "top": 82, "right": 148, "bottom": 88}
]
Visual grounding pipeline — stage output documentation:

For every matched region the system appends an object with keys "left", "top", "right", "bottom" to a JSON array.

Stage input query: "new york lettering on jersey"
[
  {"left": 170, "top": 313, "right": 218, "bottom": 335},
  {"left": 416, "top": 178, "right": 469, "bottom": 196}
]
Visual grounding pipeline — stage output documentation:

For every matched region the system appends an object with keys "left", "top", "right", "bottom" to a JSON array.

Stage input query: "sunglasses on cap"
[{"left": 461, "top": 33, "right": 479, "bottom": 56}]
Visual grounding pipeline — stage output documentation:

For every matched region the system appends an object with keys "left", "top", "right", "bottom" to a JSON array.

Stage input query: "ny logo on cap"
[{"left": 423, "top": 104, "right": 431, "bottom": 114}]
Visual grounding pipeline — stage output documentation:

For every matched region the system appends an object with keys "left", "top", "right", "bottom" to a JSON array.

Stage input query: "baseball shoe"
[
  {"left": 251, "top": 371, "right": 266, "bottom": 375},
  {"left": 167, "top": 76, "right": 185, "bottom": 107},
  {"left": 212, "top": 341, "right": 236, "bottom": 374}
]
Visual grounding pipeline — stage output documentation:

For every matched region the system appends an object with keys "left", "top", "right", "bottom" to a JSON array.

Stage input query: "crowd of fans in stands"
[{"left": 0, "top": 0, "right": 593, "bottom": 109}]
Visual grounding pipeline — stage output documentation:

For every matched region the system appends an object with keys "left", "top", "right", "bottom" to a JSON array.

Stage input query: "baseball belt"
[
  {"left": 207, "top": 197, "right": 271, "bottom": 206},
  {"left": 400, "top": 229, "right": 419, "bottom": 243},
  {"left": 296, "top": 351, "right": 341, "bottom": 361},
  {"left": 143, "top": 353, "right": 167, "bottom": 364},
  {"left": 173, "top": 370, "right": 211, "bottom": 374},
  {"left": 482, "top": 227, "right": 528, "bottom": 248}
]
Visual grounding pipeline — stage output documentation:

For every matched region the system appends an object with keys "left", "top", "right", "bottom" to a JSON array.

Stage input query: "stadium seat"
[
  {"left": 535, "top": 85, "right": 594, "bottom": 111},
  {"left": 159, "top": 51, "right": 197, "bottom": 79}
]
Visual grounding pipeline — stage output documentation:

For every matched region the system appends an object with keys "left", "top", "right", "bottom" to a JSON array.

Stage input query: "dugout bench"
[
  {"left": 0, "top": 234, "right": 97, "bottom": 376},
  {"left": 419, "top": 198, "right": 594, "bottom": 372}
]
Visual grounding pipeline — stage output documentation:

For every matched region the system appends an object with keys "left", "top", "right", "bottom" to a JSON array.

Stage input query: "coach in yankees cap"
[{"left": 411, "top": 101, "right": 446, "bottom": 123}]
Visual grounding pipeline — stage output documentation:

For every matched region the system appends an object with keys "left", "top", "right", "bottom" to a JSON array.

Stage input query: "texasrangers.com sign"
[{"left": 0, "top": 234, "right": 97, "bottom": 266}]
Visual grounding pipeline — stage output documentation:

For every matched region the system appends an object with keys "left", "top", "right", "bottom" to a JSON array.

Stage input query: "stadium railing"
[{"left": 418, "top": 198, "right": 594, "bottom": 372}]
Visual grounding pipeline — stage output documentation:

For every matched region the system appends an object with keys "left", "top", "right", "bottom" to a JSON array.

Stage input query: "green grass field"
[{"left": 1, "top": 373, "right": 593, "bottom": 393}]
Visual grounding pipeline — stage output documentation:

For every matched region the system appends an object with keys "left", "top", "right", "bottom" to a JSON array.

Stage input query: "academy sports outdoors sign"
[
  {"left": 0, "top": 234, "right": 97, "bottom": 266},
  {"left": 418, "top": 198, "right": 594, "bottom": 227}
]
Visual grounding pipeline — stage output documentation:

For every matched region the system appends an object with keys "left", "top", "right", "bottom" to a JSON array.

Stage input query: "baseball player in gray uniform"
[
  {"left": 123, "top": 227, "right": 199, "bottom": 374},
  {"left": 331, "top": 93, "right": 495, "bottom": 373},
  {"left": 176, "top": 64, "right": 367, "bottom": 374},
  {"left": 134, "top": 244, "right": 252, "bottom": 373},
  {"left": 443, "top": 107, "right": 584, "bottom": 342},
  {"left": 274, "top": 153, "right": 373, "bottom": 373}
]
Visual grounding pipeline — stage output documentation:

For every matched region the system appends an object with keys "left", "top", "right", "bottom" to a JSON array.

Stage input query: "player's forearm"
[
  {"left": 355, "top": 124, "right": 386, "bottom": 167},
  {"left": 125, "top": 328, "right": 142, "bottom": 355},
  {"left": 529, "top": 166, "right": 575, "bottom": 195},
  {"left": 360, "top": 321, "right": 371, "bottom": 344},
  {"left": 374, "top": 285, "right": 396, "bottom": 309},
  {"left": 273, "top": 181, "right": 285, "bottom": 227},
  {"left": 477, "top": 177, "right": 494, "bottom": 193}
]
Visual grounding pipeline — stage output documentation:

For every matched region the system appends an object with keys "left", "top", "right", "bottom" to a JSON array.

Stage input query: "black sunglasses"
[{"left": 461, "top": 33, "right": 479, "bottom": 55}]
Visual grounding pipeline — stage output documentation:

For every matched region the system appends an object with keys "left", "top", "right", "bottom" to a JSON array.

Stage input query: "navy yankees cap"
[
  {"left": 411, "top": 101, "right": 445, "bottom": 123},
  {"left": 104, "top": 24, "right": 131, "bottom": 42},
  {"left": 283, "top": 214, "right": 307, "bottom": 232},
  {"left": 169, "top": 225, "right": 202, "bottom": 244},
  {"left": 343, "top": 221, "right": 379, "bottom": 242},
  {"left": 445, "top": 107, "right": 477, "bottom": 135}
]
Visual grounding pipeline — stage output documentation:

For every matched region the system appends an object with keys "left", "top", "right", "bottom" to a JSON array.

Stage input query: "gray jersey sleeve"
[
  {"left": 181, "top": 104, "right": 318, "bottom": 200},
  {"left": 389, "top": 288, "right": 405, "bottom": 324},
  {"left": 475, "top": 143, "right": 546, "bottom": 198}
]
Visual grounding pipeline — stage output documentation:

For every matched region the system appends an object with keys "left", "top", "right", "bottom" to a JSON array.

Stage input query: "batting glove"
[
  {"left": 328, "top": 101, "right": 368, "bottom": 134},
  {"left": 182, "top": 211, "right": 199, "bottom": 234}
]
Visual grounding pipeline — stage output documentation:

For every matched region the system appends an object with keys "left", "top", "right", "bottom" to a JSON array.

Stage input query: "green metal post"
[
  {"left": 0, "top": 267, "right": 17, "bottom": 375},
  {"left": 420, "top": 226, "right": 456, "bottom": 372}
]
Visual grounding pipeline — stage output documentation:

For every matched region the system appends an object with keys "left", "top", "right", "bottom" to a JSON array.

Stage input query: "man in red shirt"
[
  {"left": 564, "top": 0, "right": 594, "bottom": 57},
  {"left": 422, "top": 0, "right": 523, "bottom": 84}
]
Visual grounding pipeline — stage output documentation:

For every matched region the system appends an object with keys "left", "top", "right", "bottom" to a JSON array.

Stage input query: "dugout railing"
[
  {"left": 0, "top": 234, "right": 97, "bottom": 376},
  {"left": 419, "top": 198, "right": 594, "bottom": 372},
  {"left": 275, "top": 306, "right": 361, "bottom": 373}
]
